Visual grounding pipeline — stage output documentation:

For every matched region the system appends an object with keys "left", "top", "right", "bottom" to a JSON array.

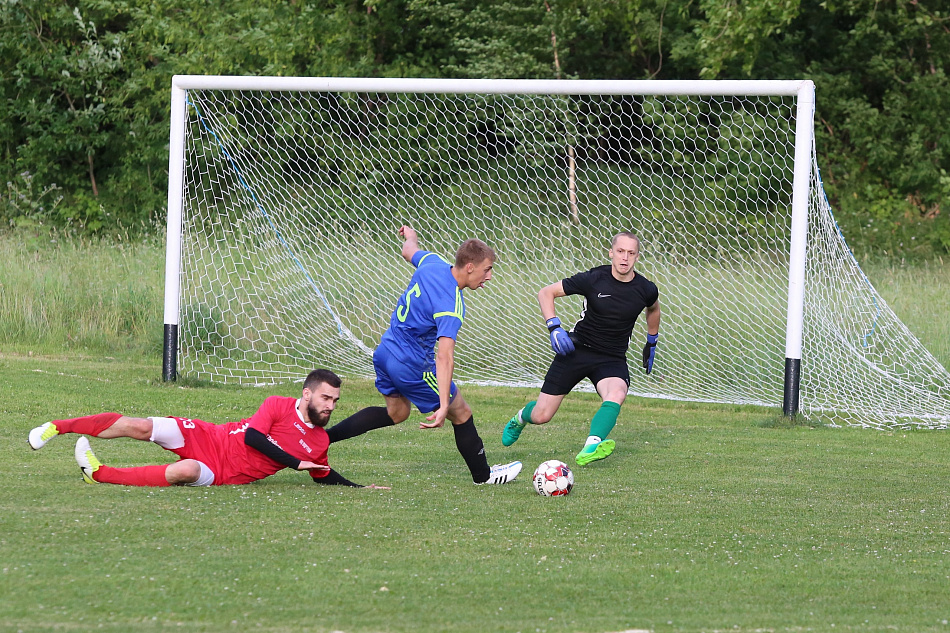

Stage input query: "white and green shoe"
[
  {"left": 28, "top": 422, "right": 59, "bottom": 450},
  {"left": 74, "top": 437, "right": 103, "bottom": 484},
  {"left": 575, "top": 439, "right": 616, "bottom": 466}
]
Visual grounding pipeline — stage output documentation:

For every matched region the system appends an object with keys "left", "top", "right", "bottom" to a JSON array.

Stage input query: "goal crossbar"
[{"left": 170, "top": 75, "right": 810, "bottom": 96}]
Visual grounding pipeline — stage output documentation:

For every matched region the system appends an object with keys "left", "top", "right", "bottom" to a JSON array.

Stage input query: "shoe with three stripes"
[{"left": 475, "top": 460, "right": 523, "bottom": 485}]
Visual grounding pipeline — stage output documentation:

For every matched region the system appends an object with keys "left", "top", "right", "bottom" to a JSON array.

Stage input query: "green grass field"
[
  {"left": 4, "top": 352, "right": 950, "bottom": 633},
  {"left": 2, "top": 237, "right": 950, "bottom": 632}
]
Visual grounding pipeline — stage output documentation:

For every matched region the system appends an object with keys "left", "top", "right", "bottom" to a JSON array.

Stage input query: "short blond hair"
[
  {"left": 455, "top": 239, "right": 496, "bottom": 267},
  {"left": 610, "top": 232, "right": 641, "bottom": 251}
]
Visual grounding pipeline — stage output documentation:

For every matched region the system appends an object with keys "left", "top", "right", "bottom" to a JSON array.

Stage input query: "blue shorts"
[{"left": 373, "top": 345, "right": 458, "bottom": 414}]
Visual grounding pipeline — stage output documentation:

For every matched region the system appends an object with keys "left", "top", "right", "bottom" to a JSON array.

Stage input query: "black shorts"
[{"left": 540, "top": 344, "right": 630, "bottom": 396}]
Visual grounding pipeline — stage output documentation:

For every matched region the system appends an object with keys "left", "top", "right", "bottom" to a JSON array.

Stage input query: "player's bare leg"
[
  {"left": 383, "top": 394, "right": 411, "bottom": 424},
  {"left": 501, "top": 392, "right": 566, "bottom": 446},
  {"left": 29, "top": 413, "right": 152, "bottom": 450},
  {"left": 528, "top": 392, "right": 567, "bottom": 424},
  {"left": 164, "top": 460, "right": 203, "bottom": 484},
  {"left": 95, "top": 416, "right": 154, "bottom": 440},
  {"left": 595, "top": 377, "right": 628, "bottom": 407},
  {"left": 575, "top": 377, "right": 627, "bottom": 466},
  {"left": 446, "top": 392, "right": 473, "bottom": 426}
]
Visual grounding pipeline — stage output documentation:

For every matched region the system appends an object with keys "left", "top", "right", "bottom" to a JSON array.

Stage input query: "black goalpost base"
[
  {"left": 163, "top": 324, "right": 178, "bottom": 382},
  {"left": 783, "top": 357, "right": 801, "bottom": 417}
]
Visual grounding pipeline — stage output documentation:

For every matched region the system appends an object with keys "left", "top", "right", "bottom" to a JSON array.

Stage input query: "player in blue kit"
[
  {"left": 501, "top": 232, "right": 661, "bottom": 466},
  {"left": 325, "top": 226, "right": 522, "bottom": 485}
]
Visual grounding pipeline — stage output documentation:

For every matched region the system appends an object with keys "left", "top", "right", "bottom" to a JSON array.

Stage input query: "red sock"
[
  {"left": 92, "top": 464, "right": 171, "bottom": 487},
  {"left": 53, "top": 412, "right": 121, "bottom": 436}
]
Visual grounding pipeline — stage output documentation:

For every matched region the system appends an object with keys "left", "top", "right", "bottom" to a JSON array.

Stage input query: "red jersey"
[{"left": 169, "top": 396, "right": 330, "bottom": 485}]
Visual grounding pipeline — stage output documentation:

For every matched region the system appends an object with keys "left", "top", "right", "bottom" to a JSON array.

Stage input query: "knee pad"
[{"left": 184, "top": 461, "right": 215, "bottom": 487}]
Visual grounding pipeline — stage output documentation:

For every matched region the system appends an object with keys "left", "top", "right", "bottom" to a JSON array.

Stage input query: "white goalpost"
[{"left": 163, "top": 76, "right": 950, "bottom": 429}]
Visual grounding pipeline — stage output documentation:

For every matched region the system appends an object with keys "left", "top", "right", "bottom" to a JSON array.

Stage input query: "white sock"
[{"left": 584, "top": 435, "right": 601, "bottom": 448}]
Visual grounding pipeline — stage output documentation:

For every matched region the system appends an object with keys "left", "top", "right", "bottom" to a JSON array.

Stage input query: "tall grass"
[
  {"left": 0, "top": 234, "right": 164, "bottom": 357},
  {"left": 0, "top": 233, "right": 948, "bottom": 376},
  {"left": 863, "top": 260, "right": 950, "bottom": 368}
]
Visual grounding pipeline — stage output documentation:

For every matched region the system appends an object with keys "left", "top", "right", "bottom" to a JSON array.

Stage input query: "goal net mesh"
[{"left": 176, "top": 88, "right": 950, "bottom": 429}]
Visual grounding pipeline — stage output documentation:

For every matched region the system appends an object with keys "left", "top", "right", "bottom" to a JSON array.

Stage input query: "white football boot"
[
  {"left": 28, "top": 422, "right": 59, "bottom": 450},
  {"left": 74, "top": 437, "right": 103, "bottom": 484},
  {"left": 475, "top": 460, "right": 523, "bottom": 485}
]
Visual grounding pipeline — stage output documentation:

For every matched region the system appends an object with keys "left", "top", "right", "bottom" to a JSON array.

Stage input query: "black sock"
[
  {"left": 453, "top": 416, "right": 490, "bottom": 483},
  {"left": 326, "top": 407, "right": 395, "bottom": 443}
]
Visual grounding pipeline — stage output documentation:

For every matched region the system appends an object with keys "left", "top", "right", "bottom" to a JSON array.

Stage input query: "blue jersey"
[{"left": 378, "top": 250, "right": 465, "bottom": 369}]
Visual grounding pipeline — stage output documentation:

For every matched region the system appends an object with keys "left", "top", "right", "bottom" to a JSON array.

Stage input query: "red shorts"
[{"left": 151, "top": 417, "right": 264, "bottom": 486}]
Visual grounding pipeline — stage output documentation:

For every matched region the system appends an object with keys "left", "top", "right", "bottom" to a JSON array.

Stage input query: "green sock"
[
  {"left": 520, "top": 401, "right": 537, "bottom": 424},
  {"left": 588, "top": 401, "right": 621, "bottom": 442}
]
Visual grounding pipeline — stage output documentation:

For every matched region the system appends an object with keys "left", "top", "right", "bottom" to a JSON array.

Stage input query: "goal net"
[{"left": 165, "top": 77, "right": 950, "bottom": 429}]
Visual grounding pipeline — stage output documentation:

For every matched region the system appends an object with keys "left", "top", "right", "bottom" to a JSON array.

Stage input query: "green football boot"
[
  {"left": 575, "top": 439, "right": 616, "bottom": 466},
  {"left": 501, "top": 408, "right": 528, "bottom": 447}
]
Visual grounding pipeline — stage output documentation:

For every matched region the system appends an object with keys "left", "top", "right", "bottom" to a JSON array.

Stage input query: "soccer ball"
[{"left": 532, "top": 460, "right": 574, "bottom": 497}]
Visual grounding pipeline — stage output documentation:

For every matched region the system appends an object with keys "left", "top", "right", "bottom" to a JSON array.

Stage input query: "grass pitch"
[{"left": 3, "top": 352, "right": 950, "bottom": 633}]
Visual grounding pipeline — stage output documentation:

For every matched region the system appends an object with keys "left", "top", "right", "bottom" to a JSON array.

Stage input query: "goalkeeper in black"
[{"left": 502, "top": 232, "right": 661, "bottom": 466}]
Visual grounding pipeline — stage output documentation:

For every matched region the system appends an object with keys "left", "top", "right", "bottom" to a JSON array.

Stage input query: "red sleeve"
[{"left": 247, "top": 396, "right": 282, "bottom": 435}]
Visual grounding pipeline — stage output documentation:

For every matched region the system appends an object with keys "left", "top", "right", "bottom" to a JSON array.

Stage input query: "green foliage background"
[{"left": 2, "top": 0, "right": 950, "bottom": 257}]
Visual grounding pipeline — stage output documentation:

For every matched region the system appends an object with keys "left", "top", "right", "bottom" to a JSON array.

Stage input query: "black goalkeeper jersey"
[{"left": 561, "top": 265, "right": 659, "bottom": 358}]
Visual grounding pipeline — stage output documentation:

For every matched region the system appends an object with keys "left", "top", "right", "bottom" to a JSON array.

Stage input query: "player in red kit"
[{"left": 28, "top": 369, "right": 387, "bottom": 489}]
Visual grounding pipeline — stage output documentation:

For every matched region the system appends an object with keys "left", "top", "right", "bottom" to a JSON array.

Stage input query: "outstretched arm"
[
  {"left": 313, "top": 469, "right": 360, "bottom": 486},
  {"left": 246, "top": 429, "right": 387, "bottom": 488},
  {"left": 399, "top": 225, "right": 421, "bottom": 264},
  {"left": 312, "top": 469, "right": 391, "bottom": 489},
  {"left": 245, "top": 428, "right": 329, "bottom": 473}
]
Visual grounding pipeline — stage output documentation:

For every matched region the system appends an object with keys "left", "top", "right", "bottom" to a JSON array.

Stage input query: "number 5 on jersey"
[{"left": 397, "top": 283, "right": 421, "bottom": 322}]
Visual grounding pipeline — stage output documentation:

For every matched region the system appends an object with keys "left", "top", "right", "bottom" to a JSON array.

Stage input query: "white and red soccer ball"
[{"left": 532, "top": 460, "right": 574, "bottom": 497}]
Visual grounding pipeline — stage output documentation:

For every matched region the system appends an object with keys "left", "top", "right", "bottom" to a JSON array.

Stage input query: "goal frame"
[{"left": 162, "top": 76, "right": 816, "bottom": 418}]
